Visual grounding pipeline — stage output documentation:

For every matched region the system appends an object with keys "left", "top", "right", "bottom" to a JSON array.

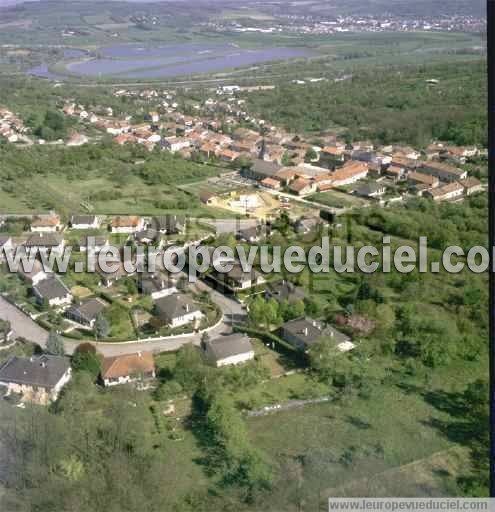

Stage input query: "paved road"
[
  {"left": 89, "top": 318, "right": 229, "bottom": 357},
  {"left": 0, "top": 296, "right": 48, "bottom": 346},
  {"left": 0, "top": 275, "right": 246, "bottom": 357}
]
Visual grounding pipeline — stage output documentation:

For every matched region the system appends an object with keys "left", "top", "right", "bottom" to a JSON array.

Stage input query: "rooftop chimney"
[{"left": 304, "top": 327, "right": 308, "bottom": 336}]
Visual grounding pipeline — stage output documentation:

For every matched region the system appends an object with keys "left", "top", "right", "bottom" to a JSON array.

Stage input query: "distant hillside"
[{"left": 0, "top": 0, "right": 487, "bottom": 18}]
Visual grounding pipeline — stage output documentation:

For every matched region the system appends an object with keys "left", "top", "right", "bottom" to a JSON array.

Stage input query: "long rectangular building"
[{"left": 419, "top": 162, "right": 467, "bottom": 183}]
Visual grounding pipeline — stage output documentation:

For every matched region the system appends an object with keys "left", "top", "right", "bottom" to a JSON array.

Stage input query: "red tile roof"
[{"left": 102, "top": 351, "right": 155, "bottom": 380}]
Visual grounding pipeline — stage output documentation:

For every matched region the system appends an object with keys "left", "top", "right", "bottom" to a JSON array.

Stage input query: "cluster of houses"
[
  {"left": 12, "top": 212, "right": 185, "bottom": 238},
  {"left": 0, "top": 106, "right": 28, "bottom": 143},
  {"left": 60, "top": 87, "right": 274, "bottom": 157},
  {"left": 0, "top": 332, "right": 253, "bottom": 404},
  {"left": 235, "top": 143, "right": 482, "bottom": 202},
  {"left": 1, "top": 214, "right": 359, "bottom": 409},
  {"left": 0, "top": 105, "right": 89, "bottom": 147},
  {"left": 59, "top": 88, "right": 483, "bottom": 205},
  {"left": 0, "top": 307, "right": 354, "bottom": 406},
  {"left": 0, "top": 212, "right": 208, "bottom": 334}
]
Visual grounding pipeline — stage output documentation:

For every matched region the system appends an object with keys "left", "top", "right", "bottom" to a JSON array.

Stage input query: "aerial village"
[{"left": 0, "top": 84, "right": 485, "bottom": 406}]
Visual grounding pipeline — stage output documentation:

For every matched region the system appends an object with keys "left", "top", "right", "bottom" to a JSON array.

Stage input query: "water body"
[
  {"left": 68, "top": 43, "right": 313, "bottom": 79},
  {"left": 100, "top": 42, "right": 235, "bottom": 59},
  {"left": 26, "top": 47, "right": 88, "bottom": 80},
  {"left": 26, "top": 64, "right": 65, "bottom": 80}
]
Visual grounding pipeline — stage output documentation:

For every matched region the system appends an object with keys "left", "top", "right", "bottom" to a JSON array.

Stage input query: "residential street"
[
  {"left": 0, "top": 274, "right": 245, "bottom": 357},
  {"left": 0, "top": 296, "right": 49, "bottom": 346}
]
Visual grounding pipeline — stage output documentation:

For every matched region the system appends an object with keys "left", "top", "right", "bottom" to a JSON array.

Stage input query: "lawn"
[
  {"left": 309, "top": 190, "right": 367, "bottom": 209},
  {"left": 252, "top": 338, "right": 293, "bottom": 377},
  {"left": 154, "top": 351, "right": 178, "bottom": 372},
  {"left": 233, "top": 371, "right": 329, "bottom": 411},
  {"left": 70, "top": 285, "right": 93, "bottom": 299},
  {"left": 246, "top": 356, "right": 485, "bottom": 509}
]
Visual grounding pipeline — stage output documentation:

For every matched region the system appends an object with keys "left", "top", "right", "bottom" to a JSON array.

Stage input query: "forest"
[{"left": 245, "top": 60, "right": 486, "bottom": 147}]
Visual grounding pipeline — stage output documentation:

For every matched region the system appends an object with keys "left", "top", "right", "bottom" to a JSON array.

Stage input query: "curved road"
[{"left": 0, "top": 278, "right": 245, "bottom": 357}]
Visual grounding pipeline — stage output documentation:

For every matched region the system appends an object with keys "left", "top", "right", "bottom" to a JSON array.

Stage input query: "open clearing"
[
  {"left": 323, "top": 446, "right": 468, "bottom": 497},
  {"left": 246, "top": 355, "right": 485, "bottom": 509}
]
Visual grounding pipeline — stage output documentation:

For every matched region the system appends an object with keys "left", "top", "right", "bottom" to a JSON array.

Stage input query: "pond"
[
  {"left": 64, "top": 42, "right": 313, "bottom": 79},
  {"left": 26, "top": 47, "right": 89, "bottom": 80}
]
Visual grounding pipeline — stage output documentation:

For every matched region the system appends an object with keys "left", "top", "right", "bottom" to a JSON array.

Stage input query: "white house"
[
  {"left": 33, "top": 277, "right": 72, "bottom": 307},
  {"left": 330, "top": 161, "right": 369, "bottom": 187},
  {"left": 203, "top": 333, "right": 255, "bottom": 367},
  {"left": 17, "top": 259, "right": 51, "bottom": 286},
  {"left": 137, "top": 274, "right": 178, "bottom": 300},
  {"left": 425, "top": 182, "right": 465, "bottom": 202},
  {"left": 162, "top": 136, "right": 190, "bottom": 153},
  {"left": 30, "top": 214, "right": 62, "bottom": 233},
  {"left": 101, "top": 351, "right": 156, "bottom": 387},
  {"left": 25, "top": 233, "right": 65, "bottom": 257},
  {"left": 70, "top": 214, "right": 100, "bottom": 229},
  {"left": 148, "top": 111, "right": 160, "bottom": 123},
  {"left": 110, "top": 216, "right": 145, "bottom": 234},
  {"left": 154, "top": 294, "right": 203, "bottom": 328}
]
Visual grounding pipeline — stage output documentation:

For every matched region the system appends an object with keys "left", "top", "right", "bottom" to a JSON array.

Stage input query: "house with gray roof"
[
  {"left": 265, "top": 280, "right": 306, "bottom": 305},
  {"left": 354, "top": 183, "right": 386, "bottom": 199},
  {"left": 137, "top": 273, "right": 177, "bottom": 299},
  {"left": 149, "top": 215, "right": 186, "bottom": 235},
  {"left": 210, "top": 262, "right": 265, "bottom": 293},
  {"left": 134, "top": 228, "right": 161, "bottom": 246},
  {"left": 17, "top": 259, "right": 51, "bottom": 286},
  {"left": 236, "top": 226, "right": 261, "bottom": 243},
  {"left": 279, "top": 317, "right": 353, "bottom": 352},
  {"left": 241, "top": 159, "right": 282, "bottom": 181},
  {"left": 0, "top": 355, "right": 72, "bottom": 404},
  {"left": 64, "top": 298, "right": 106, "bottom": 327},
  {"left": 154, "top": 293, "right": 203, "bottom": 328},
  {"left": 33, "top": 276, "right": 72, "bottom": 307},
  {"left": 69, "top": 214, "right": 100, "bottom": 229},
  {"left": 25, "top": 233, "right": 64, "bottom": 256},
  {"left": 294, "top": 216, "right": 322, "bottom": 235},
  {"left": 203, "top": 333, "right": 255, "bottom": 367}
]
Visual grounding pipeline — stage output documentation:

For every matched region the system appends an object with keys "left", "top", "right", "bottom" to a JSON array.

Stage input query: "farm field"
[
  {"left": 0, "top": 145, "right": 236, "bottom": 217},
  {"left": 0, "top": 175, "right": 233, "bottom": 217}
]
